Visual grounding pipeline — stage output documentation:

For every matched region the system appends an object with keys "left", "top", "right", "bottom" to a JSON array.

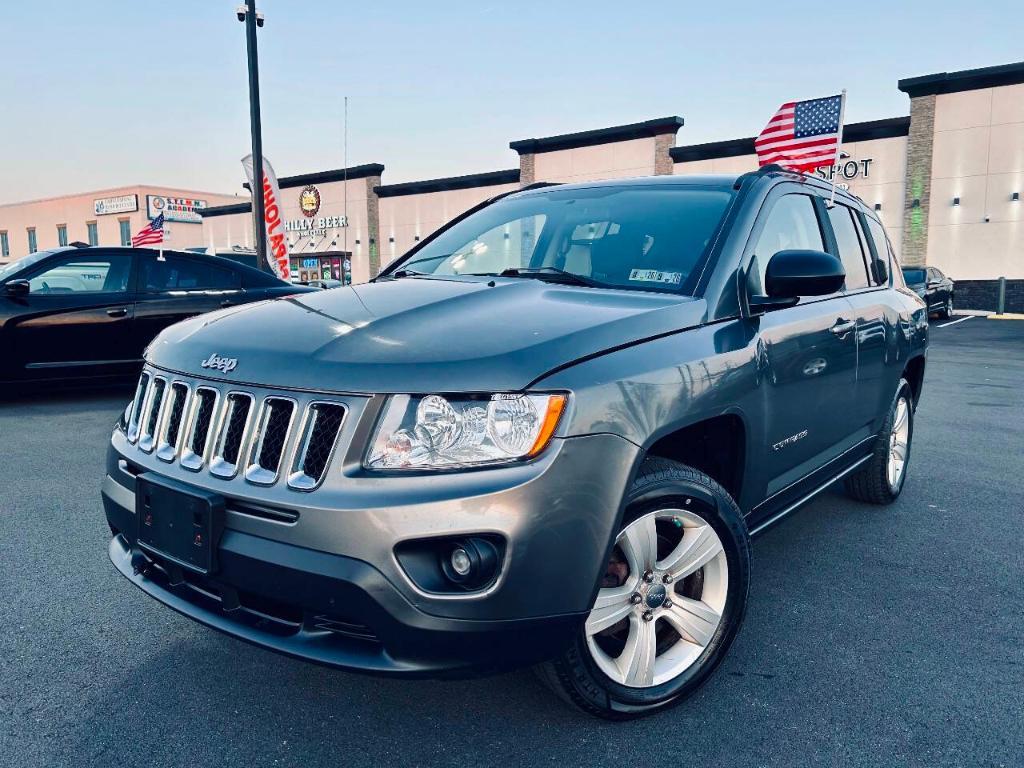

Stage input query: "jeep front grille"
[{"left": 125, "top": 371, "right": 349, "bottom": 491}]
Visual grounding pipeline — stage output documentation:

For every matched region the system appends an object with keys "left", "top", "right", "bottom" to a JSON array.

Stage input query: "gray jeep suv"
[{"left": 102, "top": 167, "right": 928, "bottom": 718}]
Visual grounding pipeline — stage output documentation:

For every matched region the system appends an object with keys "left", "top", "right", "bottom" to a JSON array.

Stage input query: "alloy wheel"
[
  {"left": 887, "top": 396, "right": 910, "bottom": 490},
  {"left": 585, "top": 508, "right": 728, "bottom": 688}
]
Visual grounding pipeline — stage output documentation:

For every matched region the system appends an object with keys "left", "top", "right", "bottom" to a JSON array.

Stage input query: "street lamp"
[{"left": 237, "top": 2, "right": 270, "bottom": 272}]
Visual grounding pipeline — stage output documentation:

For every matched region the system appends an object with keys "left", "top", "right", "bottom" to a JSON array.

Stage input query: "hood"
[{"left": 146, "top": 276, "right": 706, "bottom": 393}]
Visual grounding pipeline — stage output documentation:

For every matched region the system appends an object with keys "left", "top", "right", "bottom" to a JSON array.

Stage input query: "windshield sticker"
[{"left": 628, "top": 269, "right": 682, "bottom": 285}]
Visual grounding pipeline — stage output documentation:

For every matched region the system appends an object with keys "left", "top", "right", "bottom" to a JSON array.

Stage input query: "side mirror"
[
  {"left": 764, "top": 249, "right": 845, "bottom": 299},
  {"left": 3, "top": 279, "right": 29, "bottom": 297}
]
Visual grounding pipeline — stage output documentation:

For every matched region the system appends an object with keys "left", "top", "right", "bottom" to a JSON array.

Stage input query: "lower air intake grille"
[{"left": 288, "top": 402, "right": 346, "bottom": 490}]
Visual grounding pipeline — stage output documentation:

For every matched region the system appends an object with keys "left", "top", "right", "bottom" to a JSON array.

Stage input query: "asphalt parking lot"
[{"left": 1, "top": 317, "right": 1021, "bottom": 768}]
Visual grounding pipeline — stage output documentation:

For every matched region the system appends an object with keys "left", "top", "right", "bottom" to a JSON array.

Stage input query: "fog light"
[
  {"left": 439, "top": 537, "right": 500, "bottom": 590},
  {"left": 450, "top": 547, "right": 472, "bottom": 576}
]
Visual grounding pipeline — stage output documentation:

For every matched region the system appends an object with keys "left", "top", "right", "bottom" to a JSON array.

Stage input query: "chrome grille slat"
[
  {"left": 126, "top": 372, "right": 151, "bottom": 443},
  {"left": 209, "top": 392, "right": 255, "bottom": 479},
  {"left": 125, "top": 370, "right": 349, "bottom": 490},
  {"left": 138, "top": 377, "right": 167, "bottom": 453},
  {"left": 156, "top": 383, "right": 190, "bottom": 462},
  {"left": 245, "top": 398, "right": 297, "bottom": 486},
  {"left": 181, "top": 387, "right": 219, "bottom": 471},
  {"left": 288, "top": 402, "right": 347, "bottom": 491}
]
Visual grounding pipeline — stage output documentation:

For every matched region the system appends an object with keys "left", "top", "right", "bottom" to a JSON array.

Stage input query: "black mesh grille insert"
[
  {"left": 190, "top": 389, "right": 217, "bottom": 456},
  {"left": 144, "top": 379, "right": 166, "bottom": 437},
  {"left": 256, "top": 399, "right": 294, "bottom": 471},
  {"left": 164, "top": 383, "right": 188, "bottom": 448},
  {"left": 220, "top": 394, "right": 252, "bottom": 465},
  {"left": 300, "top": 403, "right": 345, "bottom": 481}
]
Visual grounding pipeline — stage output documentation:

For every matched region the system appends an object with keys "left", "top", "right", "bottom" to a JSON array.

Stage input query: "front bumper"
[{"left": 103, "top": 431, "right": 640, "bottom": 677}]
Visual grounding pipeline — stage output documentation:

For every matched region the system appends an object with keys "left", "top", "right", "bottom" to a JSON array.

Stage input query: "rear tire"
[
  {"left": 939, "top": 295, "right": 953, "bottom": 319},
  {"left": 537, "top": 458, "right": 750, "bottom": 719},
  {"left": 845, "top": 379, "right": 914, "bottom": 504}
]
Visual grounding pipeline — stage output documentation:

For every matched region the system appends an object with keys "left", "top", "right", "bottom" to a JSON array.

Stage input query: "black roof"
[
  {"left": 670, "top": 117, "right": 910, "bottom": 163},
  {"left": 510, "top": 117, "right": 685, "bottom": 155},
  {"left": 898, "top": 60, "right": 1024, "bottom": 97}
]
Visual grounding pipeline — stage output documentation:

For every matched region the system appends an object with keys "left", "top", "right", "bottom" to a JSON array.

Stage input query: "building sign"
[
  {"left": 816, "top": 152, "right": 874, "bottom": 184},
  {"left": 299, "top": 185, "right": 321, "bottom": 218},
  {"left": 94, "top": 194, "right": 138, "bottom": 216},
  {"left": 285, "top": 214, "right": 348, "bottom": 241},
  {"left": 146, "top": 195, "right": 208, "bottom": 224}
]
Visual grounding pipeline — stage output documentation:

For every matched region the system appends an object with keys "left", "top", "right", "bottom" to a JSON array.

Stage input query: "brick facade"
[
  {"left": 654, "top": 132, "right": 676, "bottom": 175},
  {"left": 519, "top": 153, "right": 536, "bottom": 186},
  {"left": 364, "top": 175, "right": 382, "bottom": 277},
  {"left": 900, "top": 94, "right": 936, "bottom": 267}
]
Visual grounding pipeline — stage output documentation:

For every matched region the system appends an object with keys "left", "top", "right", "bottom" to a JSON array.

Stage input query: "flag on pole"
[
  {"left": 241, "top": 153, "right": 291, "bottom": 281},
  {"left": 755, "top": 94, "right": 844, "bottom": 173},
  {"left": 131, "top": 213, "right": 165, "bottom": 247}
]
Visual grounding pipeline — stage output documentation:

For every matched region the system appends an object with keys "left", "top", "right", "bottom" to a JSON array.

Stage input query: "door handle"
[
  {"left": 106, "top": 307, "right": 129, "bottom": 318},
  {"left": 830, "top": 319, "right": 855, "bottom": 336}
]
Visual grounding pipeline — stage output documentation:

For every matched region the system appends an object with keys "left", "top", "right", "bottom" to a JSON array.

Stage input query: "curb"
[{"left": 989, "top": 313, "right": 1024, "bottom": 320}]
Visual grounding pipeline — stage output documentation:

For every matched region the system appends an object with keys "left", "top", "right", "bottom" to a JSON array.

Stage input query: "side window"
[
  {"left": 140, "top": 256, "right": 240, "bottom": 292},
  {"left": 27, "top": 254, "right": 132, "bottom": 294},
  {"left": 863, "top": 216, "right": 893, "bottom": 285},
  {"left": 750, "top": 194, "right": 824, "bottom": 295},
  {"left": 825, "top": 204, "right": 869, "bottom": 290}
]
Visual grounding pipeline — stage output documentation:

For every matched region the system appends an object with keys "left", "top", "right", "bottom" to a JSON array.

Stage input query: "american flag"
[
  {"left": 755, "top": 94, "right": 844, "bottom": 173},
  {"left": 131, "top": 213, "right": 165, "bottom": 247}
]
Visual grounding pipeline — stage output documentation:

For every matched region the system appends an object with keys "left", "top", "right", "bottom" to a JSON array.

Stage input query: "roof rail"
[
  {"left": 519, "top": 181, "right": 563, "bottom": 191},
  {"left": 69, "top": 241, "right": 91, "bottom": 248}
]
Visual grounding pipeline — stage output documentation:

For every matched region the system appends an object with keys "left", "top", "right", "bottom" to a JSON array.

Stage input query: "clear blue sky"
[{"left": 1, "top": 0, "right": 1021, "bottom": 204}]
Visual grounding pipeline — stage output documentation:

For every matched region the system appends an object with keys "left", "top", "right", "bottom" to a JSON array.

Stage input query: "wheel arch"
[
  {"left": 902, "top": 354, "right": 926, "bottom": 408},
  {"left": 641, "top": 410, "right": 748, "bottom": 506}
]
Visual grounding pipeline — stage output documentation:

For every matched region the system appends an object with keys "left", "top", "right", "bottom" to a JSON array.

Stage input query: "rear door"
[
  {"left": 132, "top": 252, "right": 244, "bottom": 353},
  {"left": 746, "top": 191, "right": 859, "bottom": 500},
  {"left": 3, "top": 250, "right": 136, "bottom": 380},
  {"left": 825, "top": 203, "right": 891, "bottom": 435}
]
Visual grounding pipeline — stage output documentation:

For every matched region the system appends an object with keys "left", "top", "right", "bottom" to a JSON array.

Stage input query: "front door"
[
  {"left": 132, "top": 252, "right": 243, "bottom": 354},
  {"left": 744, "top": 192, "right": 861, "bottom": 502},
  {"left": 4, "top": 251, "right": 136, "bottom": 381}
]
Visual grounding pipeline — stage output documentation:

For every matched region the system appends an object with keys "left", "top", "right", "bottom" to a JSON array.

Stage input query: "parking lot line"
[{"left": 937, "top": 316, "right": 973, "bottom": 328}]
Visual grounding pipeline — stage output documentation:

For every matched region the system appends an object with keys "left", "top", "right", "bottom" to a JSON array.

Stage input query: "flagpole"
[{"left": 828, "top": 89, "right": 847, "bottom": 207}]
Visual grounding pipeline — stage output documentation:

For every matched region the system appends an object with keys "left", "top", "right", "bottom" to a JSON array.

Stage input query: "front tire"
[
  {"left": 939, "top": 295, "right": 953, "bottom": 319},
  {"left": 845, "top": 378, "right": 914, "bottom": 504},
  {"left": 537, "top": 458, "right": 750, "bottom": 719}
]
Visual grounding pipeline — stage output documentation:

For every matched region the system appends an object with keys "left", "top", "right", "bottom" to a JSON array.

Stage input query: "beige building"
[
  {"left": 0, "top": 185, "right": 243, "bottom": 261},
  {"left": 4, "top": 60, "right": 1020, "bottom": 311},
  {"left": 198, "top": 60, "right": 1022, "bottom": 310}
]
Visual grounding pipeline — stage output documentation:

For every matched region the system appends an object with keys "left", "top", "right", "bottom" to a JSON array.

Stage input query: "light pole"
[{"left": 237, "top": 2, "right": 269, "bottom": 272}]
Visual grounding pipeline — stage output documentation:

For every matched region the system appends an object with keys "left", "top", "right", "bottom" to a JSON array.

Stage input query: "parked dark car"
[
  {"left": 0, "top": 245, "right": 312, "bottom": 388},
  {"left": 902, "top": 265, "right": 954, "bottom": 318},
  {"left": 102, "top": 168, "right": 928, "bottom": 719}
]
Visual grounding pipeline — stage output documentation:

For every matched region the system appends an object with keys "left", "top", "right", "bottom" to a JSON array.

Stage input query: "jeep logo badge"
[{"left": 200, "top": 353, "right": 238, "bottom": 374}]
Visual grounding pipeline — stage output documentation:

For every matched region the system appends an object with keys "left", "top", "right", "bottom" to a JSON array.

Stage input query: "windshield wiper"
[{"left": 499, "top": 266, "right": 606, "bottom": 288}]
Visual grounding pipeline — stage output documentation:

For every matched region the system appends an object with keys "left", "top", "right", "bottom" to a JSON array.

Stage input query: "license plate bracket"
[{"left": 135, "top": 473, "right": 225, "bottom": 575}]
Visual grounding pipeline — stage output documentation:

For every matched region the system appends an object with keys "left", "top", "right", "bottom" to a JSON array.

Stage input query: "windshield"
[
  {"left": 901, "top": 267, "right": 926, "bottom": 284},
  {"left": 388, "top": 186, "right": 734, "bottom": 294},
  {"left": 0, "top": 250, "right": 51, "bottom": 281}
]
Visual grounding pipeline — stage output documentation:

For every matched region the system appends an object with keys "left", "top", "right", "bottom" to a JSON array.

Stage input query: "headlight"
[{"left": 366, "top": 393, "right": 566, "bottom": 470}]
